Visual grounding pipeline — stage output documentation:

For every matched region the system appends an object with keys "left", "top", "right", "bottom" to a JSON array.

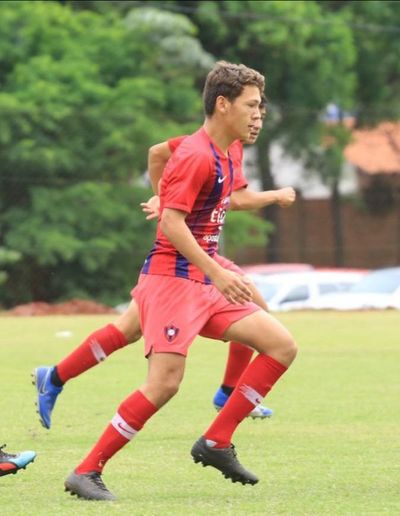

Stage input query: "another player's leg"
[
  {"left": 0, "top": 444, "right": 36, "bottom": 477},
  {"left": 33, "top": 300, "right": 141, "bottom": 429},
  {"left": 213, "top": 342, "right": 254, "bottom": 409},
  {"left": 213, "top": 283, "right": 274, "bottom": 419},
  {"left": 193, "top": 310, "right": 297, "bottom": 484},
  {"left": 64, "top": 352, "right": 185, "bottom": 501}
]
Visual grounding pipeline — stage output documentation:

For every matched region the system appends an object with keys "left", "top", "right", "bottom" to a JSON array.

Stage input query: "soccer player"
[
  {"left": 62, "top": 61, "right": 297, "bottom": 501},
  {"left": 0, "top": 444, "right": 36, "bottom": 477},
  {"left": 33, "top": 104, "right": 295, "bottom": 430},
  {"left": 143, "top": 99, "right": 295, "bottom": 419}
]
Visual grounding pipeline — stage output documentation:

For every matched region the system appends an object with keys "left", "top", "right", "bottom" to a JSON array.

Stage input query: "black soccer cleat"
[
  {"left": 191, "top": 436, "right": 259, "bottom": 485},
  {"left": 64, "top": 471, "right": 116, "bottom": 501}
]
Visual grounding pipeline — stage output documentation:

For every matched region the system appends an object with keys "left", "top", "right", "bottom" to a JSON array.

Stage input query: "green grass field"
[{"left": 1, "top": 311, "right": 399, "bottom": 515}]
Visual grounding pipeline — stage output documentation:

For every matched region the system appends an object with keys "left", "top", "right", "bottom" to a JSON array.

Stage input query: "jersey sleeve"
[
  {"left": 233, "top": 168, "right": 248, "bottom": 191},
  {"left": 162, "top": 149, "right": 211, "bottom": 213},
  {"left": 167, "top": 135, "right": 188, "bottom": 154}
]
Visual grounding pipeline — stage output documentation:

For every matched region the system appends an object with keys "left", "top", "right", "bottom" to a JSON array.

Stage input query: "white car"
[
  {"left": 310, "top": 267, "right": 400, "bottom": 311},
  {"left": 250, "top": 270, "right": 366, "bottom": 312}
]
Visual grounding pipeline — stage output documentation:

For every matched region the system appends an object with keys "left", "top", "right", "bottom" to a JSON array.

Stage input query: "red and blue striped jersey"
[
  {"left": 168, "top": 136, "right": 245, "bottom": 189},
  {"left": 142, "top": 128, "right": 247, "bottom": 283}
]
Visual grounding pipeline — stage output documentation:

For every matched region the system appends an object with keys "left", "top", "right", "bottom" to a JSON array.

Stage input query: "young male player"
[
  {"left": 144, "top": 99, "right": 295, "bottom": 419},
  {"left": 62, "top": 61, "right": 297, "bottom": 501},
  {"left": 0, "top": 444, "right": 36, "bottom": 477},
  {"left": 33, "top": 102, "right": 295, "bottom": 429}
]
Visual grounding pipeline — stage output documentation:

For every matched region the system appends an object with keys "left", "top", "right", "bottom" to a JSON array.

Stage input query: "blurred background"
[{"left": 0, "top": 0, "right": 399, "bottom": 310}]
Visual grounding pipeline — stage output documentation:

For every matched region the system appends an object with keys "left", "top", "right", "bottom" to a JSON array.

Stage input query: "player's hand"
[
  {"left": 211, "top": 269, "right": 253, "bottom": 305},
  {"left": 276, "top": 187, "right": 296, "bottom": 208},
  {"left": 140, "top": 195, "right": 160, "bottom": 220}
]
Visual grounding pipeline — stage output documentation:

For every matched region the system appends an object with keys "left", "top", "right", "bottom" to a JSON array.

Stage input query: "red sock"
[
  {"left": 222, "top": 341, "right": 254, "bottom": 388},
  {"left": 76, "top": 390, "right": 157, "bottom": 474},
  {"left": 56, "top": 324, "right": 128, "bottom": 383},
  {"left": 205, "top": 355, "right": 287, "bottom": 448}
]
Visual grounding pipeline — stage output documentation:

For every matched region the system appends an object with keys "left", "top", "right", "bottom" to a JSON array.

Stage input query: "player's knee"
[
  {"left": 126, "top": 329, "right": 142, "bottom": 343},
  {"left": 279, "top": 333, "right": 298, "bottom": 365},
  {"left": 160, "top": 378, "right": 181, "bottom": 400},
  {"left": 112, "top": 325, "right": 139, "bottom": 344}
]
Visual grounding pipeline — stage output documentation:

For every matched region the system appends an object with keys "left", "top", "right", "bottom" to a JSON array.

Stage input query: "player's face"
[
  {"left": 226, "top": 85, "right": 261, "bottom": 141},
  {"left": 245, "top": 107, "right": 266, "bottom": 144}
]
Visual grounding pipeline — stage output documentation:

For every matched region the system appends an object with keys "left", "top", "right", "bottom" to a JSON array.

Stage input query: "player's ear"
[{"left": 216, "top": 95, "right": 229, "bottom": 114}]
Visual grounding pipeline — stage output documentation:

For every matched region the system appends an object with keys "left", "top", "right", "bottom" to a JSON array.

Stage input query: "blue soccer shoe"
[
  {"left": 0, "top": 444, "right": 36, "bottom": 477},
  {"left": 213, "top": 387, "right": 274, "bottom": 419},
  {"left": 32, "top": 366, "right": 63, "bottom": 429}
]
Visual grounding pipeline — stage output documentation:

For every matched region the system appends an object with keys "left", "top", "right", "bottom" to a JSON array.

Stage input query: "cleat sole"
[{"left": 192, "top": 456, "right": 258, "bottom": 485}]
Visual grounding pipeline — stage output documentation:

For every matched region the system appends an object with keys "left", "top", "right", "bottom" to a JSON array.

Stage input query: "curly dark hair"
[{"left": 203, "top": 61, "right": 265, "bottom": 117}]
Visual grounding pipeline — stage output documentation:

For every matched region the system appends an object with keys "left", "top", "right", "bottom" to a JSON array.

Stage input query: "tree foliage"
[
  {"left": 3, "top": 182, "right": 155, "bottom": 305},
  {"left": 0, "top": 0, "right": 398, "bottom": 304},
  {"left": 0, "top": 0, "right": 209, "bottom": 306},
  {"left": 223, "top": 211, "right": 274, "bottom": 259}
]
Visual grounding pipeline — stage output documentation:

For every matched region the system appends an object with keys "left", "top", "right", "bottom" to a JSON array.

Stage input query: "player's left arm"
[{"left": 230, "top": 186, "right": 296, "bottom": 210}]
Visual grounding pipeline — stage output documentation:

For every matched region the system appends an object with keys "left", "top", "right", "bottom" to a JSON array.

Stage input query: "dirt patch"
[{"left": 5, "top": 299, "right": 117, "bottom": 316}]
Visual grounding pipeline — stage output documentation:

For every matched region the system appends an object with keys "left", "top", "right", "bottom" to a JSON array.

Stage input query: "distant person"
[{"left": 0, "top": 444, "right": 36, "bottom": 477}]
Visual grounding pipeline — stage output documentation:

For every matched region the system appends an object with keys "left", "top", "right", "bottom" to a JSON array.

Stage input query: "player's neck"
[{"left": 202, "top": 119, "right": 236, "bottom": 155}]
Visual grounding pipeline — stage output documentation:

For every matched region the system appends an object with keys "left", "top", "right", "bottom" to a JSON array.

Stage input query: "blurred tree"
[
  {"left": 3, "top": 183, "right": 155, "bottom": 305},
  {"left": 223, "top": 211, "right": 274, "bottom": 260},
  {"left": 0, "top": 0, "right": 211, "bottom": 306},
  {"left": 319, "top": 0, "right": 400, "bottom": 124},
  {"left": 0, "top": 247, "right": 21, "bottom": 290},
  {"left": 171, "top": 0, "right": 356, "bottom": 263}
]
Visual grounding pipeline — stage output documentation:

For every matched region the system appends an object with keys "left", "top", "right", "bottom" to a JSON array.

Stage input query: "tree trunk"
[
  {"left": 256, "top": 134, "right": 280, "bottom": 262},
  {"left": 331, "top": 180, "right": 344, "bottom": 266}
]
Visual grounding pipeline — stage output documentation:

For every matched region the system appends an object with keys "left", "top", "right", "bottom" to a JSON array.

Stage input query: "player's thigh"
[
  {"left": 222, "top": 310, "right": 296, "bottom": 363},
  {"left": 114, "top": 299, "right": 142, "bottom": 343},
  {"left": 142, "top": 352, "right": 186, "bottom": 408},
  {"left": 146, "top": 352, "right": 186, "bottom": 387},
  {"left": 134, "top": 275, "right": 213, "bottom": 356},
  {"left": 248, "top": 281, "right": 268, "bottom": 311}
]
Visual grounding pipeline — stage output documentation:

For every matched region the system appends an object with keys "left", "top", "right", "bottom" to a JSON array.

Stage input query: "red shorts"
[{"left": 131, "top": 274, "right": 259, "bottom": 357}]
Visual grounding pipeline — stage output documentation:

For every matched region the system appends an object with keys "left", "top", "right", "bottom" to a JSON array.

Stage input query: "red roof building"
[{"left": 344, "top": 122, "right": 400, "bottom": 188}]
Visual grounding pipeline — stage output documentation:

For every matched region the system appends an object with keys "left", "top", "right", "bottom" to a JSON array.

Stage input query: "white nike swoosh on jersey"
[{"left": 218, "top": 176, "right": 227, "bottom": 183}]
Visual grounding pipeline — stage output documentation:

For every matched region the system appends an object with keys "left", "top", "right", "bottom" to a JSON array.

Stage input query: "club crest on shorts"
[{"left": 164, "top": 325, "right": 179, "bottom": 342}]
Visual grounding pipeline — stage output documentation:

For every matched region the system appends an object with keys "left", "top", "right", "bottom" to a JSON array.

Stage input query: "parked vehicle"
[
  {"left": 241, "top": 263, "right": 314, "bottom": 275},
  {"left": 310, "top": 267, "right": 400, "bottom": 311},
  {"left": 250, "top": 270, "right": 367, "bottom": 311}
]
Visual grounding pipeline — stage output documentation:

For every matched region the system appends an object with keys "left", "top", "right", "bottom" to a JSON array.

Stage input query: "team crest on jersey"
[{"left": 164, "top": 325, "right": 180, "bottom": 342}]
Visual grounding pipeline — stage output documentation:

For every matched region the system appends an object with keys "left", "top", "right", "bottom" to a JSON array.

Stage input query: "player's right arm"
[{"left": 160, "top": 208, "right": 253, "bottom": 304}]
